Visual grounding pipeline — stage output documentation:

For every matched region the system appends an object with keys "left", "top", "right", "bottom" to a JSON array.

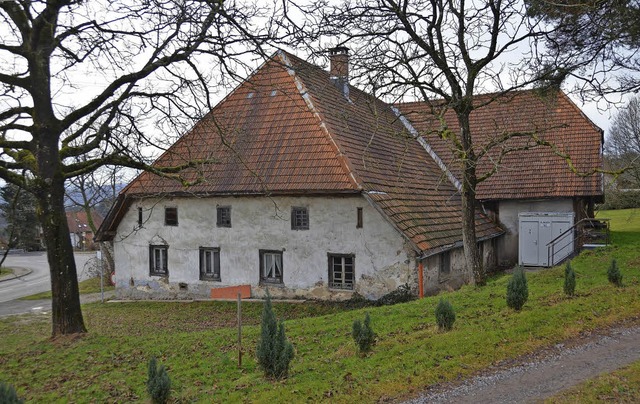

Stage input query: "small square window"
[
  {"left": 356, "top": 207, "right": 363, "bottom": 228},
  {"left": 165, "top": 207, "right": 178, "bottom": 226},
  {"left": 260, "top": 250, "right": 283, "bottom": 284},
  {"left": 149, "top": 245, "right": 168, "bottom": 276},
  {"left": 329, "top": 254, "right": 354, "bottom": 290},
  {"left": 291, "top": 207, "right": 309, "bottom": 230},
  {"left": 217, "top": 206, "right": 231, "bottom": 228},
  {"left": 200, "top": 247, "right": 221, "bottom": 281}
]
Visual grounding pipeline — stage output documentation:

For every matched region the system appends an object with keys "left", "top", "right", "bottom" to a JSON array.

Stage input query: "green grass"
[
  {"left": 546, "top": 360, "right": 640, "bottom": 403},
  {"left": 20, "top": 277, "right": 115, "bottom": 300},
  {"left": 1, "top": 208, "right": 639, "bottom": 402},
  {"left": 0, "top": 267, "right": 12, "bottom": 277}
]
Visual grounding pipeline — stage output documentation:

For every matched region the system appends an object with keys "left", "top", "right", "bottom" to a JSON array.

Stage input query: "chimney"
[{"left": 328, "top": 46, "right": 350, "bottom": 99}]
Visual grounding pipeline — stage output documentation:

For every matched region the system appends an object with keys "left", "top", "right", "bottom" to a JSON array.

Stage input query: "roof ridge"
[
  {"left": 392, "top": 106, "right": 462, "bottom": 192},
  {"left": 278, "top": 51, "right": 363, "bottom": 191}
]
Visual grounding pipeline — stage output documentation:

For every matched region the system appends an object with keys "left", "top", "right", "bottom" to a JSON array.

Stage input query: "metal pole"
[
  {"left": 237, "top": 292, "right": 242, "bottom": 367},
  {"left": 99, "top": 249, "right": 104, "bottom": 303}
]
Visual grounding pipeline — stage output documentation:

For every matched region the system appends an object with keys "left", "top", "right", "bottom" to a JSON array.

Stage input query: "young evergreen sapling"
[
  {"left": 607, "top": 258, "right": 623, "bottom": 287},
  {"left": 256, "top": 290, "right": 295, "bottom": 379},
  {"left": 435, "top": 298, "right": 456, "bottom": 331},
  {"left": 0, "top": 381, "right": 23, "bottom": 404},
  {"left": 147, "top": 357, "right": 171, "bottom": 404},
  {"left": 564, "top": 261, "right": 576, "bottom": 296},
  {"left": 352, "top": 312, "right": 375, "bottom": 355},
  {"left": 506, "top": 265, "right": 529, "bottom": 311}
]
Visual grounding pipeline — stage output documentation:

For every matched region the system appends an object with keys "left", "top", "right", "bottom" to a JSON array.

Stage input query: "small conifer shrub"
[
  {"left": 256, "top": 290, "right": 295, "bottom": 379},
  {"left": 564, "top": 261, "right": 576, "bottom": 296},
  {"left": 607, "top": 258, "right": 623, "bottom": 287},
  {"left": 352, "top": 312, "right": 375, "bottom": 355},
  {"left": 435, "top": 298, "right": 456, "bottom": 331},
  {"left": 0, "top": 381, "right": 23, "bottom": 404},
  {"left": 147, "top": 357, "right": 171, "bottom": 404},
  {"left": 506, "top": 265, "right": 528, "bottom": 311}
]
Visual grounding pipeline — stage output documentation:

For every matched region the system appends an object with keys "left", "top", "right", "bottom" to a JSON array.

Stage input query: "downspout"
[{"left": 418, "top": 261, "right": 424, "bottom": 298}]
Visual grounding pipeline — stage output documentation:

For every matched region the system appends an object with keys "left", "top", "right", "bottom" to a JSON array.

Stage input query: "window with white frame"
[
  {"left": 328, "top": 253, "right": 354, "bottom": 290},
  {"left": 291, "top": 206, "right": 309, "bottom": 230},
  {"left": 260, "top": 250, "right": 283, "bottom": 284},
  {"left": 149, "top": 245, "right": 168, "bottom": 276},
  {"left": 199, "top": 247, "right": 221, "bottom": 281}
]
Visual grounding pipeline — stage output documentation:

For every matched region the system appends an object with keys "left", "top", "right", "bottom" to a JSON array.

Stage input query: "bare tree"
[
  {"left": 606, "top": 96, "right": 640, "bottom": 188},
  {"left": 0, "top": 181, "right": 39, "bottom": 268},
  {"left": 0, "top": 0, "right": 280, "bottom": 336},
  {"left": 287, "top": 0, "right": 589, "bottom": 285},
  {"left": 527, "top": 0, "right": 640, "bottom": 98}
]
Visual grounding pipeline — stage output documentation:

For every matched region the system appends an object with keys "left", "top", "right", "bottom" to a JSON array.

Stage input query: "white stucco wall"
[
  {"left": 496, "top": 198, "right": 574, "bottom": 267},
  {"left": 421, "top": 238, "right": 496, "bottom": 295},
  {"left": 113, "top": 195, "right": 415, "bottom": 300}
]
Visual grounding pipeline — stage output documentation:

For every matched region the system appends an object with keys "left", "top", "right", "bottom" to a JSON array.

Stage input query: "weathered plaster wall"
[
  {"left": 113, "top": 195, "right": 415, "bottom": 300},
  {"left": 421, "top": 238, "right": 496, "bottom": 295},
  {"left": 496, "top": 198, "right": 573, "bottom": 267}
]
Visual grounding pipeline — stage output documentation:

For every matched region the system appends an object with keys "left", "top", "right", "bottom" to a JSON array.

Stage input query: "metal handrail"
[{"left": 546, "top": 217, "right": 610, "bottom": 267}]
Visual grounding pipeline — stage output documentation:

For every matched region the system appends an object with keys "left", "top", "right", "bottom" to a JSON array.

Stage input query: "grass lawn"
[
  {"left": 0, "top": 267, "right": 12, "bottom": 277},
  {"left": 546, "top": 360, "right": 640, "bottom": 403},
  {"left": 0, "top": 208, "right": 639, "bottom": 402},
  {"left": 19, "top": 277, "right": 115, "bottom": 300}
]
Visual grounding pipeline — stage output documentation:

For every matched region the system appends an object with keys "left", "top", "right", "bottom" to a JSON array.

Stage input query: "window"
[
  {"left": 137, "top": 207, "right": 143, "bottom": 226},
  {"left": 328, "top": 254, "right": 354, "bottom": 290},
  {"left": 216, "top": 206, "right": 231, "bottom": 228},
  {"left": 200, "top": 247, "right": 221, "bottom": 281},
  {"left": 260, "top": 250, "right": 283, "bottom": 284},
  {"left": 165, "top": 207, "right": 178, "bottom": 226},
  {"left": 149, "top": 245, "right": 168, "bottom": 276},
  {"left": 356, "top": 207, "right": 363, "bottom": 228},
  {"left": 440, "top": 251, "right": 451, "bottom": 277},
  {"left": 291, "top": 206, "right": 309, "bottom": 230}
]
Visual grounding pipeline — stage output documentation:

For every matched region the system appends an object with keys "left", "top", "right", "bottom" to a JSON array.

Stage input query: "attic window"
[
  {"left": 356, "top": 207, "right": 363, "bottom": 228},
  {"left": 165, "top": 207, "right": 178, "bottom": 226},
  {"left": 137, "top": 207, "right": 143, "bottom": 227}
]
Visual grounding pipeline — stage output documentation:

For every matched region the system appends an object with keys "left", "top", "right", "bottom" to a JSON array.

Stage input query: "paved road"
[{"left": 0, "top": 251, "right": 96, "bottom": 305}]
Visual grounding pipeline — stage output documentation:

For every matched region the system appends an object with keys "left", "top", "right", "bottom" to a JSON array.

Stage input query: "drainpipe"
[{"left": 418, "top": 261, "right": 424, "bottom": 298}]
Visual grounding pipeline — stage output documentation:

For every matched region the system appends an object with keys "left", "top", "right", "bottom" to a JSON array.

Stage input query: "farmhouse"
[
  {"left": 398, "top": 91, "right": 603, "bottom": 267},
  {"left": 96, "top": 49, "right": 603, "bottom": 300}
]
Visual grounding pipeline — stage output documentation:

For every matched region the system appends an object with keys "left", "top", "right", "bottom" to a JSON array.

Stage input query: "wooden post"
[
  {"left": 237, "top": 292, "right": 242, "bottom": 367},
  {"left": 418, "top": 261, "right": 424, "bottom": 298}
]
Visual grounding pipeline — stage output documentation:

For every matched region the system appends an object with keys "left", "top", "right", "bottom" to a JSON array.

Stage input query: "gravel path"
[{"left": 405, "top": 323, "right": 640, "bottom": 403}]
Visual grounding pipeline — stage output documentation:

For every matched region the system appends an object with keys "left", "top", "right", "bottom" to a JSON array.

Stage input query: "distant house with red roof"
[
  {"left": 96, "top": 49, "right": 602, "bottom": 300},
  {"left": 67, "top": 210, "right": 103, "bottom": 251}
]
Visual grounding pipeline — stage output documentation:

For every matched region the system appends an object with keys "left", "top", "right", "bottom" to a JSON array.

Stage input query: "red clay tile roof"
[
  {"left": 397, "top": 91, "right": 604, "bottom": 201},
  {"left": 66, "top": 210, "right": 103, "bottom": 233},
  {"left": 110, "top": 51, "right": 502, "bottom": 253}
]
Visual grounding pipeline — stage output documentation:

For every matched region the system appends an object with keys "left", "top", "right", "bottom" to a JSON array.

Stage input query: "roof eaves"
[
  {"left": 392, "top": 106, "right": 462, "bottom": 192},
  {"left": 278, "top": 51, "right": 362, "bottom": 191},
  {"left": 417, "top": 229, "right": 504, "bottom": 259}
]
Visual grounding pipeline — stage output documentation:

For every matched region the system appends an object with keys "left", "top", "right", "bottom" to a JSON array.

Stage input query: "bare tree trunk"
[
  {"left": 458, "top": 111, "right": 485, "bottom": 285},
  {"left": 37, "top": 178, "right": 87, "bottom": 336}
]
